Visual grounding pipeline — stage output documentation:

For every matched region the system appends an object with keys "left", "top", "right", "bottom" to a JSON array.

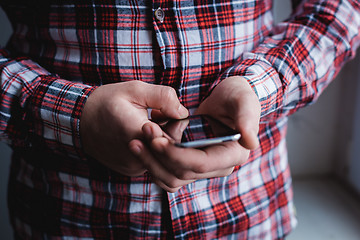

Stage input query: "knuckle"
[
  {"left": 126, "top": 80, "right": 139, "bottom": 90},
  {"left": 130, "top": 80, "right": 143, "bottom": 87},
  {"left": 174, "top": 169, "right": 192, "bottom": 180},
  {"left": 128, "top": 80, "right": 145, "bottom": 94},
  {"left": 166, "top": 187, "right": 180, "bottom": 193},
  {"left": 194, "top": 162, "right": 209, "bottom": 174},
  {"left": 161, "top": 86, "right": 177, "bottom": 102},
  {"left": 173, "top": 169, "right": 184, "bottom": 179},
  {"left": 165, "top": 178, "right": 181, "bottom": 189}
]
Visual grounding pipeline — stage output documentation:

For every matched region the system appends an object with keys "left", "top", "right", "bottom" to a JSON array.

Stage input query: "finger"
[
  {"left": 143, "top": 118, "right": 188, "bottom": 143},
  {"left": 136, "top": 82, "right": 189, "bottom": 119},
  {"left": 150, "top": 109, "right": 168, "bottom": 122},
  {"left": 151, "top": 138, "right": 248, "bottom": 174},
  {"left": 142, "top": 121, "right": 164, "bottom": 140},
  {"left": 232, "top": 92, "right": 260, "bottom": 150},
  {"left": 129, "top": 139, "right": 193, "bottom": 191},
  {"left": 142, "top": 121, "right": 176, "bottom": 145},
  {"left": 161, "top": 118, "right": 189, "bottom": 142},
  {"left": 149, "top": 138, "right": 240, "bottom": 180},
  {"left": 135, "top": 138, "right": 236, "bottom": 189},
  {"left": 130, "top": 138, "right": 240, "bottom": 188},
  {"left": 236, "top": 116, "right": 259, "bottom": 150}
]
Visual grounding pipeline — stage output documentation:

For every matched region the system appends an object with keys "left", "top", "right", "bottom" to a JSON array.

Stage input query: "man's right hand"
[{"left": 79, "top": 81, "right": 188, "bottom": 176}]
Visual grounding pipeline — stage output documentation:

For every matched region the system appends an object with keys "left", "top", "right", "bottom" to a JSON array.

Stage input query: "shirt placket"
[
  {"left": 152, "top": 1, "right": 185, "bottom": 104},
  {"left": 151, "top": 1, "right": 198, "bottom": 238}
]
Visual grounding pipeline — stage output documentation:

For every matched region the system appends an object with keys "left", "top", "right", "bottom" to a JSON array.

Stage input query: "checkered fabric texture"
[{"left": 1, "top": 0, "right": 360, "bottom": 239}]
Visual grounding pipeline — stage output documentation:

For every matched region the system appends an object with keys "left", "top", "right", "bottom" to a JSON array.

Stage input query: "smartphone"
[{"left": 160, "top": 115, "right": 241, "bottom": 148}]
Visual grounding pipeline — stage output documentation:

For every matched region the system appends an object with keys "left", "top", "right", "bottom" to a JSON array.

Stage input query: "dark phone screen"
[{"left": 160, "top": 115, "right": 240, "bottom": 147}]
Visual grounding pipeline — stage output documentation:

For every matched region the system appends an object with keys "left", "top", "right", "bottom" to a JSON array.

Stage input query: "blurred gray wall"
[
  {"left": 274, "top": 1, "right": 360, "bottom": 189},
  {"left": 0, "top": 6, "right": 14, "bottom": 240},
  {"left": 1, "top": 1, "right": 360, "bottom": 239}
]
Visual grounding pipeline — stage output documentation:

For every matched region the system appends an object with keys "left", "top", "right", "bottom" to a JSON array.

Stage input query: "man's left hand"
[{"left": 196, "top": 76, "right": 261, "bottom": 150}]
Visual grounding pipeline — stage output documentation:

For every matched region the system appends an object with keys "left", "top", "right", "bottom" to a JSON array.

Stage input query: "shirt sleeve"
[
  {"left": 214, "top": 0, "right": 360, "bottom": 122},
  {"left": 0, "top": 49, "right": 96, "bottom": 158}
]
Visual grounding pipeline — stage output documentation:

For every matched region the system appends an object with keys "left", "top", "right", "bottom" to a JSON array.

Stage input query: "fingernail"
[
  {"left": 143, "top": 124, "right": 153, "bottom": 139},
  {"left": 131, "top": 144, "right": 142, "bottom": 156},
  {"left": 178, "top": 105, "right": 188, "bottom": 118}
]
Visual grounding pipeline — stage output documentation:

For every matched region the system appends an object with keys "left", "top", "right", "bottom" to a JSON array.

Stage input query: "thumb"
[
  {"left": 233, "top": 95, "right": 260, "bottom": 150},
  {"left": 139, "top": 83, "right": 188, "bottom": 119},
  {"left": 231, "top": 79, "right": 260, "bottom": 150},
  {"left": 236, "top": 115, "right": 259, "bottom": 150}
]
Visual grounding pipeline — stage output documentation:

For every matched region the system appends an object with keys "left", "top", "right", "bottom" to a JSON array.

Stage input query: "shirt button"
[{"left": 155, "top": 8, "right": 165, "bottom": 22}]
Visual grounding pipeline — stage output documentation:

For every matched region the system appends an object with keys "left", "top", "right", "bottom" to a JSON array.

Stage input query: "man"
[{"left": 1, "top": 0, "right": 359, "bottom": 239}]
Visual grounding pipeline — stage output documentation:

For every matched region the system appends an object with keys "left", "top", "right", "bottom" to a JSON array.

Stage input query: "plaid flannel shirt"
[{"left": 1, "top": 0, "right": 360, "bottom": 239}]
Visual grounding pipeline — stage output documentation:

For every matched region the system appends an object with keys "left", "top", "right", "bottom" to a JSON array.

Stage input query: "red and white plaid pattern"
[{"left": 1, "top": 0, "right": 360, "bottom": 239}]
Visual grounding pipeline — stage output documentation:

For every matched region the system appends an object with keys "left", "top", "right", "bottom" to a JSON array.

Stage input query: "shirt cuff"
[
  {"left": 213, "top": 55, "right": 284, "bottom": 121},
  {"left": 29, "top": 75, "right": 97, "bottom": 159}
]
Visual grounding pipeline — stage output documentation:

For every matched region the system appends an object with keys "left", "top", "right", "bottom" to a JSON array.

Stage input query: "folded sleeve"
[
  {"left": 215, "top": 0, "right": 360, "bottom": 122},
  {"left": 0, "top": 49, "right": 96, "bottom": 158}
]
